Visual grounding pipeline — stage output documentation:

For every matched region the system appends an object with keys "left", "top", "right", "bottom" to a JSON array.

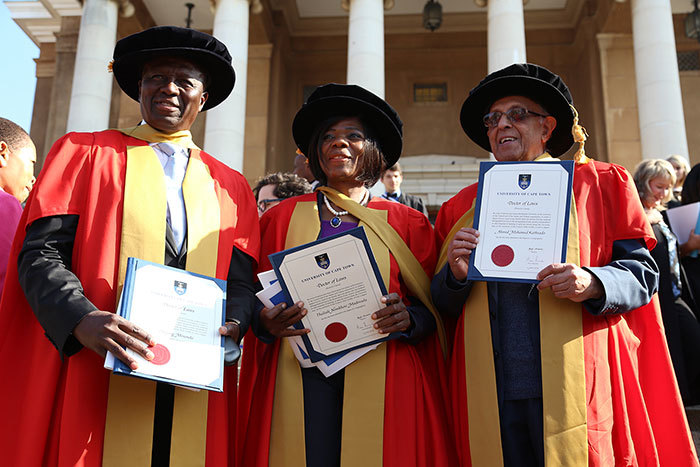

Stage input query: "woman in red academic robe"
[{"left": 237, "top": 84, "right": 457, "bottom": 467}]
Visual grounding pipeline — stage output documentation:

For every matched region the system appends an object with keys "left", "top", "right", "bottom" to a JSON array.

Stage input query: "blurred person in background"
[
  {"left": 680, "top": 163, "right": 700, "bottom": 306},
  {"left": 667, "top": 155, "right": 690, "bottom": 208},
  {"left": 634, "top": 159, "right": 700, "bottom": 405},
  {"left": 293, "top": 149, "right": 319, "bottom": 189},
  {"left": 380, "top": 162, "right": 428, "bottom": 216},
  {"left": 253, "top": 171, "right": 313, "bottom": 217}
]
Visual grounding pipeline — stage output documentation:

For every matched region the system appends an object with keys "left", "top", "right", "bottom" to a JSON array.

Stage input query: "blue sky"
[{"left": 1, "top": 3, "right": 39, "bottom": 133}]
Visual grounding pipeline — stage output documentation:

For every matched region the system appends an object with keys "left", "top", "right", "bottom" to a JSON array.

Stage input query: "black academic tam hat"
[
  {"left": 460, "top": 63, "right": 575, "bottom": 157},
  {"left": 292, "top": 84, "right": 404, "bottom": 168},
  {"left": 112, "top": 26, "right": 235, "bottom": 111}
]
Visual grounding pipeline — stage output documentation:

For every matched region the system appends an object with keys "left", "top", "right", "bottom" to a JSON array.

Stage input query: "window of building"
[
  {"left": 678, "top": 51, "right": 700, "bottom": 71},
  {"left": 413, "top": 83, "right": 448, "bottom": 103}
]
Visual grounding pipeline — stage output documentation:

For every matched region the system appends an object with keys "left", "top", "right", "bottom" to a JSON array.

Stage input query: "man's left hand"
[
  {"left": 536, "top": 263, "right": 603, "bottom": 302},
  {"left": 219, "top": 321, "right": 240, "bottom": 342}
]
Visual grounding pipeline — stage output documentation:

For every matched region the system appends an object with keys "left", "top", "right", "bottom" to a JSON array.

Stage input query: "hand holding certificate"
[
  {"left": 104, "top": 258, "right": 227, "bottom": 392},
  {"left": 269, "top": 226, "right": 395, "bottom": 362},
  {"left": 468, "top": 160, "right": 574, "bottom": 283}
]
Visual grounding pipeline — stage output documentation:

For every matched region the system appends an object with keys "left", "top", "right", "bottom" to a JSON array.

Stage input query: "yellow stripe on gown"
[
  {"left": 103, "top": 125, "right": 221, "bottom": 467},
  {"left": 434, "top": 154, "right": 587, "bottom": 466}
]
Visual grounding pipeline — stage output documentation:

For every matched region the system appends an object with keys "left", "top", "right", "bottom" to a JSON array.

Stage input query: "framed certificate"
[
  {"left": 467, "top": 160, "right": 574, "bottom": 283},
  {"left": 108, "top": 258, "right": 226, "bottom": 392},
  {"left": 269, "top": 226, "right": 394, "bottom": 362}
]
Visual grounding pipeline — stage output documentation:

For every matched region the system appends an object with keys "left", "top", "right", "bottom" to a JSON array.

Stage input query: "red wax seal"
[
  {"left": 149, "top": 343, "right": 171, "bottom": 365},
  {"left": 491, "top": 244, "right": 515, "bottom": 267},
  {"left": 324, "top": 322, "right": 348, "bottom": 343}
]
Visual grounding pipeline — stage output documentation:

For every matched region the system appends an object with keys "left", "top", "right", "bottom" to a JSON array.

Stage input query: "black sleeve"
[
  {"left": 582, "top": 239, "right": 659, "bottom": 315},
  {"left": 250, "top": 283, "right": 275, "bottom": 344},
  {"left": 18, "top": 215, "right": 96, "bottom": 356},
  {"left": 400, "top": 296, "right": 437, "bottom": 345},
  {"left": 225, "top": 247, "right": 257, "bottom": 343},
  {"left": 430, "top": 263, "right": 474, "bottom": 319}
]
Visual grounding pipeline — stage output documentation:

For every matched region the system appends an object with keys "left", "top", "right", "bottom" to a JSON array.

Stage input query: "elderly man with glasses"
[{"left": 431, "top": 64, "right": 696, "bottom": 466}]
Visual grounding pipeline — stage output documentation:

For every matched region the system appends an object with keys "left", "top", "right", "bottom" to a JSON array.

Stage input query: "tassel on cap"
[{"left": 570, "top": 105, "right": 589, "bottom": 164}]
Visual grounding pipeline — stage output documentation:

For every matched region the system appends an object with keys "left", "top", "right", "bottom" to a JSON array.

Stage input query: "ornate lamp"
[
  {"left": 423, "top": 0, "right": 443, "bottom": 32},
  {"left": 686, "top": 0, "right": 700, "bottom": 43}
]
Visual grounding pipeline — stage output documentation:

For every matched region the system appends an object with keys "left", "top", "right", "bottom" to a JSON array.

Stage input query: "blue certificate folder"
[
  {"left": 269, "top": 226, "right": 396, "bottom": 363},
  {"left": 111, "top": 257, "right": 227, "bottom": 392},
  {"left": 467, "top": 160, "right": 574, "bottom": 284}
]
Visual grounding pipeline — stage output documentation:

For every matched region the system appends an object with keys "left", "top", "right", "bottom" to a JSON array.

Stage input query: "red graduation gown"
[
  {"left": 237, "top": 193, "right": 457, "bottom": 467},
  {"left": 0, "top": 130, "right": 260, "bottom": 467},
  {"left": 434, "top": 160, "right": 698, "bottom": 466}
]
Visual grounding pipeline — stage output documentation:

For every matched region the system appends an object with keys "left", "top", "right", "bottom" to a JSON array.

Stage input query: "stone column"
[
  {"left": 345, "top": 0, "right": 386, "bottom": 98},
  {"left": 243, "top": 44, "right": 273, "bottom": 183},
  {"left": 631, "top": 0, "right": 689, "bottom": 159},
  {"left": 485, "top": 0, "right": 526, "bottom": 72},
  {"left": 204, "top": 0, "right": 251, "bottom": 171},
  {"left": 31, "top": 43, "right": 57, "bottom": 168},
  {"left": 44, "top": 16, "right": 80, "bottom": 157},
  {"left": 66, "top": 0, "right": 118, "bottom": 133}
]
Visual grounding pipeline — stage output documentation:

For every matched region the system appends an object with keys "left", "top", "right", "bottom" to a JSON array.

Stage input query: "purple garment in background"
[
  {"left": 0, "top": 190, "right": 22, "bottom": 296},
  {"left": 319, "top": 219, "right": 358, "bottom": 239}
]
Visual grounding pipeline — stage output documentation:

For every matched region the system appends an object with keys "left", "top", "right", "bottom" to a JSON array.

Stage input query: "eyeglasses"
[
  {"left": 257, "top": 198, "right": 284, "bottom": 213},
  {"left": 483, "top": 107, "right": 550, "bottom": 128}
]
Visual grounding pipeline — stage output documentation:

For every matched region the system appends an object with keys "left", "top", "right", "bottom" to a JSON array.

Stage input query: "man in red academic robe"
[
  {"left": 0, "top": 26, "right": 259, "bottom": 467},
  {"left": 431, "top": 63, "right": 698, "bottom": 466}
]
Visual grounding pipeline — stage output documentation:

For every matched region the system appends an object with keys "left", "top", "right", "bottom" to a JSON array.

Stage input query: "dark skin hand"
[
  {"left": 73, "top": 310, "right": 156, "bottom": 370},
  {"left": 261, "top": 301, "right": 311, "bottom": 338},
  {"left": 218, "top": 321, "right": 240, "bottom": 342},
  {"left": 372, "top": 293, "right": 411, "bottom": 334},
  {"left": 260, "top": 294, "right": 411, "bottom": 337}
]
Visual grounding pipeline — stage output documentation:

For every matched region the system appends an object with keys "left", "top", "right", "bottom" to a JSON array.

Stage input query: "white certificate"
[
  {"left": 109, "top": 258, "right": 226, "bottom": 392},
  {"left": 468, "top": 160, "right": 574, "bottom": 282},
  {"left": 269, "top": 227, "right": 391, "bottom": 361},
  {"left": 666, "top": 202, "right": 699, "bottom": 243}
]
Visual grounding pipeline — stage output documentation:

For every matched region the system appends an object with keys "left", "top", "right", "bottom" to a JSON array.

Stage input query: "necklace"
[{"left": 323, "top": 190, "right": 369, "bottom": 228}]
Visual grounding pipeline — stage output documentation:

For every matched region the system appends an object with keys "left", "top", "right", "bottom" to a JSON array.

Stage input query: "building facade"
[{"left": 7, "top": 0, "right": 700, "bottom": 214}]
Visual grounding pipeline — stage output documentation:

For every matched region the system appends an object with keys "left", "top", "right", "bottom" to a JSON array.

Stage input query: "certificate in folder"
[
  {"left": 468, "top": 160, "right": 574, "bottom": 283},
  {"left": 256, "top": 270, "right": 377, "bottom": 377},
  {"left": 269, "top": 226, "right": 395, "bottom": 362},
  {"left": 107, "top": 258, "right": 226, "bottom": 392}
]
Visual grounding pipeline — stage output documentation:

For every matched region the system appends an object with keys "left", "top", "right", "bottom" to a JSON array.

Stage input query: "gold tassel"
[
  {"left": 570, "top": 105, "right": 589, "bottom": 164},
  {"left": 107, "top": 60, "right": 114, "bottom": 73}
]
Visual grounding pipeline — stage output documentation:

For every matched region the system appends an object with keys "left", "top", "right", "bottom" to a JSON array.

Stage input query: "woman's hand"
[
  {"left": 372, "top": 293, "right": 411, "bottom": 334},
  {"left": 681, "top": 230, "right": 700, "bottom": 257},
  {"left": 260, "top": 301, "right": 310, "bottom": 338},
  {"left": 447, "top": 228, "right": 480, "bottom": 281}
]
